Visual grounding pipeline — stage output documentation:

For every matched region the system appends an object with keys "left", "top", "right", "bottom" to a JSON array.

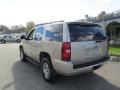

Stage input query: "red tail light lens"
[{"left": 61, "top": 42, "right": 71, "bottom": 61}]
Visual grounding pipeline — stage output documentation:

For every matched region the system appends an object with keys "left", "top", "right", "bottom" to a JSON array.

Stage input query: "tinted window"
[
  {"left": 35, "top": 26, "right": 44, "bottom": 41},
  {"left": 68, "top": 24, "right": 106, "bottom": 42},
  {"left": 4, "top": 36, "right": 9, "bottom": 38},
  {"left": 45, "top": 24, "right": 63, "bottom": 42}
]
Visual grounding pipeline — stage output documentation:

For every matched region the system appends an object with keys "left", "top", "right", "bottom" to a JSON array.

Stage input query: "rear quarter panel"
[{"left": 40, "top": 41, "right": 62, "bottom": 61}]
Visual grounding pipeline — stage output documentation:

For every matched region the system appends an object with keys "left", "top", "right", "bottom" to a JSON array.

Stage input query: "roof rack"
[{"left": 35, "top": 20, "right": 64, "bottom": 26}]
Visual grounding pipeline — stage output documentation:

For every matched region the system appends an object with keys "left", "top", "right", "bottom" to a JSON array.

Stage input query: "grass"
[{"left": 109, "top": 45, "right": 120, "bottom": 56}]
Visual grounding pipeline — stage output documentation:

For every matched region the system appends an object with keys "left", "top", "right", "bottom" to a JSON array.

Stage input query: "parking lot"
[{"left": 0, "top": 43, "right": 120, "bottom": 90}]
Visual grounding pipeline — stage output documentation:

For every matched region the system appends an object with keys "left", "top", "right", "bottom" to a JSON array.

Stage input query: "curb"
[
  {"left": 110, "top": 54, "right": 120, "bottom": 57},
  {"left": 110, "top": 56, "right": 120, "bottom": 62}
]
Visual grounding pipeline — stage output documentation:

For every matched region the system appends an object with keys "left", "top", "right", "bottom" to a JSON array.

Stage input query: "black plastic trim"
[{"left": 73, "top": 55, "right": 110, "bottom": 69}]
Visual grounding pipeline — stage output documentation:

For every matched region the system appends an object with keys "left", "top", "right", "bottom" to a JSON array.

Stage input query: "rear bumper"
[{"left": 52, "top": 55, "right": 110, "bottom": 76}]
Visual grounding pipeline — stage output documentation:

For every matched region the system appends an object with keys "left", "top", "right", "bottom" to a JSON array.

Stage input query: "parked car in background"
[
  {"left": 20, "top": 21, "right": 110, "bottom": 82},
  {"left": 0, "top": 34, "right": 21, "bottom": 43}
]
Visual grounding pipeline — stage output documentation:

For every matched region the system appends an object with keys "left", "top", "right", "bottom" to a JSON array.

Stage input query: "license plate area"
[{"left": 86, "top": 47, "right": 98, "bottom": 57}]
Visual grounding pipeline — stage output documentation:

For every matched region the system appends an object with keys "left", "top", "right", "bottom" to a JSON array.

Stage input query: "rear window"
[{"left": 68, "top": 24, "right": 106, "bottom": 42}]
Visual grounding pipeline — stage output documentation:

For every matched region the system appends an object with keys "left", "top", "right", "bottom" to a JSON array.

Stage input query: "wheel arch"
[
  {"left": 19, "top": 45, "right": 22, "bottom": 48},
  {"left": 19, "top": 45, "right": 23, "bottom": 50},
  {"left": 39, "top": 52, "right": 52, "bottom": 63},
  {"left": 17, "top": 39, "right": 20, "bottom": 41},
  {"left": 1, "top": 39, "right": 5, "bottom": 41}
]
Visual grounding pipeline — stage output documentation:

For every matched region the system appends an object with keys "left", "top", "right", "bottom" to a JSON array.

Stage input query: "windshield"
[{"left": 68, "top": 24, "right": 107, "bottom": 42}]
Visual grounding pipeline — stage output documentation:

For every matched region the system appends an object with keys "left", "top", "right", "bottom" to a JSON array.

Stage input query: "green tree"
[
  {"left": 25, "top": 21, "right": 35, "bottom": 33},
  {"left": 0, "top": 25, "right": 10, "bottom": 34},
  {"left": 10, "top": 25, "right": 25, "bottom": 33}
]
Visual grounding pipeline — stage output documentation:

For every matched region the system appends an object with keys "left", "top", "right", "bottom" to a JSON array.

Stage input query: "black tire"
[
  {"left": 17, "top": 39, "right": 21, "bottom": 43},
  {"left": 41, "top": 57, "right": 57, "bottom": 82},
  {"left": 1, "top": 39, "right": 6, "bottom": 43},
  {"left": 20, "top": 47, "right": 27, "bottom": 62}
]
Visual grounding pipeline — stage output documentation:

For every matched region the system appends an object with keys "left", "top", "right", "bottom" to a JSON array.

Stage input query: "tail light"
[{"left": 61, "top": 42, "right": 71, "bottom": 61}]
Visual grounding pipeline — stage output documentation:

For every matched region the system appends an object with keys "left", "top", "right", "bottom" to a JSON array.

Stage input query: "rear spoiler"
[{"left": 68, "top": 22, "right": 102, "bottom": 28}]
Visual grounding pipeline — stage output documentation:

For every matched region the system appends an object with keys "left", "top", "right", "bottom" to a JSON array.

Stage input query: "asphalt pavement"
[{"left": 0, "top": 43, "right": 120, "bottom": 90}]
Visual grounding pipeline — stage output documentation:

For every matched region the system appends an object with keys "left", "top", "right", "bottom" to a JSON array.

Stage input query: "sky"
[{"left": 0, "top": 0, "right": 120, "bottom": 26}]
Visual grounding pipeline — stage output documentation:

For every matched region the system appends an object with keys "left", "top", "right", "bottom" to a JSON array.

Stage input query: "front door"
[{"left": 23, "top": 29, "right": 35, "bottom": 59}]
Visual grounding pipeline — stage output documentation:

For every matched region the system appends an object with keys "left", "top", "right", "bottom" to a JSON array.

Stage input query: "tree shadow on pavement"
[{"left": 9, "top": 61, "right": 120, "bottom": 90}]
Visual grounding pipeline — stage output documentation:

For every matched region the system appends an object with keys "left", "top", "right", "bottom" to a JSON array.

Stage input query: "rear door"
[
  {"left": 9, "top": 36, "right": 17, "bottom": 42},
  {"left": 4, "top": 36, "right": 10, "bottom": 42},
  {"left": 68, "top": 23, "right": 108, "bottom": 65}
]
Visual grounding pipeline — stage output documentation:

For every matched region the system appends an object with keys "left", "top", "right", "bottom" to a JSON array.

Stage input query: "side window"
[
  {"left": 45, "top": 24, "right": 63, "bottom": 42},
  {"left": 34, "top": 26, "right": 44, "bottom": 41},
  {"left": 4, "top": 36, "right": 9, "bottom": 38},
  {"left": 27, "top": 29, "right": 35, "bottom": 40}
]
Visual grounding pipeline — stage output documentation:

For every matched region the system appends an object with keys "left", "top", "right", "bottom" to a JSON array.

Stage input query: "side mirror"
[{"left": 20, "top": 35, "right": 26, "bottom": 39}]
